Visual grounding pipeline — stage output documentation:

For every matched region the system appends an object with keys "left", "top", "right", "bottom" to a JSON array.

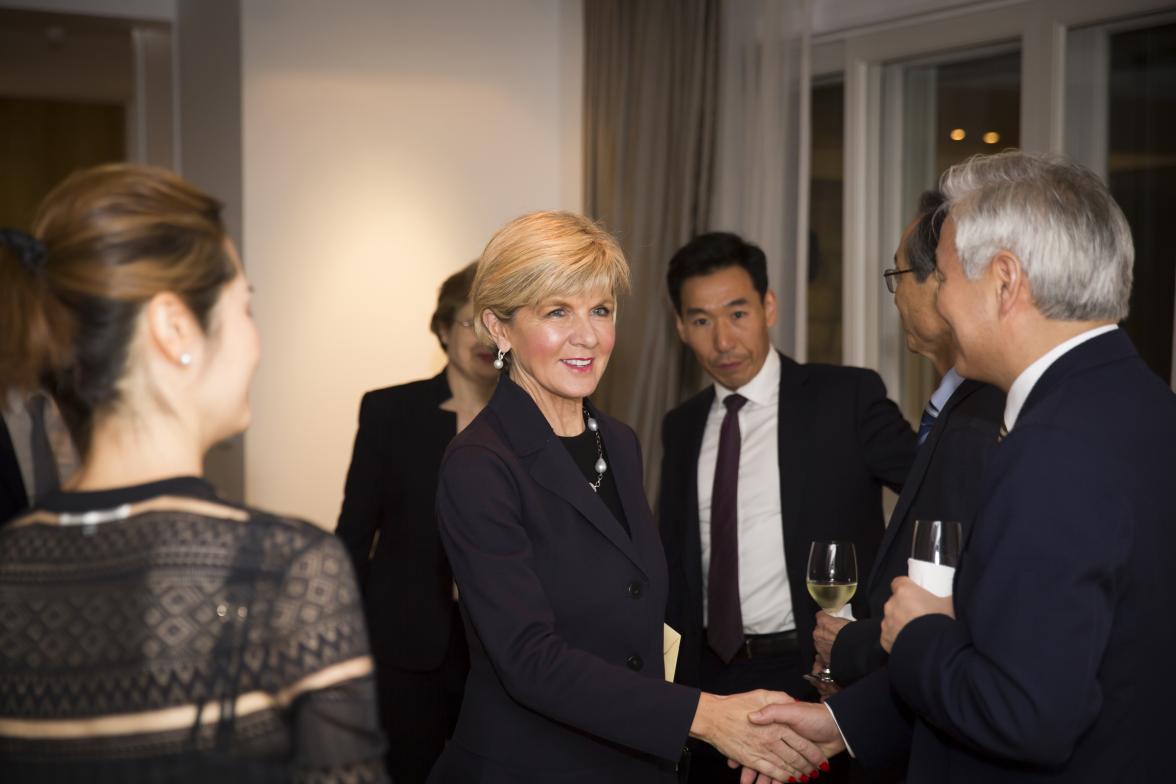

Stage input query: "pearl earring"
[
  {"left": 493, "top": 348, "right": 507, "bottom": 371},
  {"left": 179, "top": 353, "right": 192, "bottom": 366}
]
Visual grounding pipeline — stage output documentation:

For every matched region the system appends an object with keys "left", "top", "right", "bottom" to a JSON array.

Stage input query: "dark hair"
[
  {"left": 666, "top": 232, "right": 769, "bottom": 313},
  {"left": 0, "top": 163, "right": 236, "bottom": 453},
  {"left": 429, "top": 261, "right": 478, "bottom": 349},
  {"left": 906, "top": 190, "right": 948, "bottom": 282}
]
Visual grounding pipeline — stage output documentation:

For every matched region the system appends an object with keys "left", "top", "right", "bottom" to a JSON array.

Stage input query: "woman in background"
[
  {"left": 429, "top": 211, "right": 829, "bottom": 783},
  {"left": 0, "top": 164, "right": 386, "bottom": 783},
  {"left": 336, "top": 262, "right": 498, "bottom": 782}
]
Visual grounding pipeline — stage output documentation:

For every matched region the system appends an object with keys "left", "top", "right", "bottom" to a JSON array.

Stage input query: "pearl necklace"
[{"left": 584, "top": 407, "right": 608, "bottom": 492}]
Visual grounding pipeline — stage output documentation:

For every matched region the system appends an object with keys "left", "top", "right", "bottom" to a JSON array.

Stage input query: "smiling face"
[
  {"left": 675, "top": 265, "right": 777, "bottom": 390},
  {"left": 489, "top": 287, "right": 616, "bottom": 410}
]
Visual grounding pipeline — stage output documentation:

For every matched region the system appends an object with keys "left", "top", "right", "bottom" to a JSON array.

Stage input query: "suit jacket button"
[
  {"left": 626, "top": 655, "right": 643, "bottom": 671},
  {"left": 627, "top": 581, "right": 643, "bottom": 598}
]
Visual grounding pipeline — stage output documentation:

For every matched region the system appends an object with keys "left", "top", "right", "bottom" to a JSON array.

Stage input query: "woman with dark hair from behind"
[
  {"left": 0, "top": 164, "right": 388, "bottom": 783},
  {"left": 335, "top": 261, "right": 498, "bottom": 783}
]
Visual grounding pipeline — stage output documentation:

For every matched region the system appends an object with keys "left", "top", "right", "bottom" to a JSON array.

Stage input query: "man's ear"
[
  {"left": 674, "top": 312, "right": 688, "bottom": 344},
  {"left": 990, "top": 251, "right": 1027, "bottom": 318},
  {"left": 482, "top": 309, "right": 511, "bottom": 352},
  {"left": 144, "top": 291, "right": 201, "bottom": 367},
  {"left": 763, "top": 289, "right": 778, "bottom": 328}
]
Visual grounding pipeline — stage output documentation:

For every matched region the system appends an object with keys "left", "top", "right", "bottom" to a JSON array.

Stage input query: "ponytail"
[{"left": 0, "top": 230, "right": 73, "bottom": 393}]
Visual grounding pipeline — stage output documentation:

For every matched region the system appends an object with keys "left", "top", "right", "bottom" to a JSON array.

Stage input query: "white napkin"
[{"left": 907, "top": 557, "right": 955, "bottom": 598}]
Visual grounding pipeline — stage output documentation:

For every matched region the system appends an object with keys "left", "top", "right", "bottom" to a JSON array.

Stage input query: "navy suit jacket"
[
  {"left": 430, "top": 376, "right": 699, "bottom": 783},
  {"left": 828, "top": 330, "right": 1176, "bottom": 782},
  {"left": 659, "top": 353, "right": 916, "bottom": 689},
  {"left": 830, "top": 379, "right": 1004, "bottom": 686},
  {"left": 335, "top": 370, "right": 461, "bottom": 672}
]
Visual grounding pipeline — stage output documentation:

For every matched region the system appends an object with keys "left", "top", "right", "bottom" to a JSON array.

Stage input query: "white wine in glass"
[{"left": 806, "top": 540, "right": 858, "bottom": 684}]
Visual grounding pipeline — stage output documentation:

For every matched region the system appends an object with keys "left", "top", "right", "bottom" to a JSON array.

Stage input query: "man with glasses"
[{"left": 810, "top": 191, "right": 1004, "bottom": 782}]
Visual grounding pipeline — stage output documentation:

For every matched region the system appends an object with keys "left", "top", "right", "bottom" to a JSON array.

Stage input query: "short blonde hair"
[{"left": 472, "top": 211, "right": 631, "bottom": 344}]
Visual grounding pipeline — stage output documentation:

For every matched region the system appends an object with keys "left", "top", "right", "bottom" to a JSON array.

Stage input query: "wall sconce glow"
[
  {"left": 950, "top": 128, "right": 966, "bottom": 141},
  {"left": 983, "top": 131, "right": 1000, "bottom": 144}
]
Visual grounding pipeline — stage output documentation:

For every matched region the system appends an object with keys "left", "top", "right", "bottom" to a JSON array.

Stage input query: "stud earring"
[
  {"left": 493, "top": 348, "right": 507, "bottom": 370},
  {"left": 179, "top": 353, "right": 192, "bottom": 366}
]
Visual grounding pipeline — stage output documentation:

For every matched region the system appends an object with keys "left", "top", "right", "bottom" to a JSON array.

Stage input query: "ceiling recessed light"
[
  {"left": 983, "top": 131, "right": 1000, "bottom": 144},
  {"left": 950, "top": 129, "right": 966, "bottom": 141}
]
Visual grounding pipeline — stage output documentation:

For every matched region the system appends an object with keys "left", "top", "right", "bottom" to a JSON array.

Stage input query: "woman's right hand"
[{"left": 689, "top": 690, "right": 827, "bottom": 781}]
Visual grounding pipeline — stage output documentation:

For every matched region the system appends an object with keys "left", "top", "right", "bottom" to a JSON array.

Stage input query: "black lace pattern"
[{"left": 0, "top": 484, "right": 387, "bottom": 783}]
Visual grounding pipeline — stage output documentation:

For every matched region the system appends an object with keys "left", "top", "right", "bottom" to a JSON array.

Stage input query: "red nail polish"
[
  {"left": 812, "top": 771, "right": 821, "bottom": 779},
  {"left": 800, "top": 776, "right": 809, "bottom": 783},
  {"left": 820, "top": 761, "right": 830, "bottom": 772},
  {"left": 788, "top": 779, "right": 797, "bottom": 784}
]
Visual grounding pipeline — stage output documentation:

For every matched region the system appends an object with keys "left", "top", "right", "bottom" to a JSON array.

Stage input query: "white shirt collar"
[
  {"left": 928, "top": 367, "right": 965, "bottom": 415},
  {"left": 714, "top": 349, "right": 780, "bottom": 409},
  {"left": 1003, "top": 325, "right": 1118, "bottom": 432}
]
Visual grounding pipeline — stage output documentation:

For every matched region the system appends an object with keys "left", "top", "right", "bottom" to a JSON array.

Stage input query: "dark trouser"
[
  {"left": 686, "top": 638, "right": 849, "bottom": 784},
  {"left": 378, "top": 614, "right": 469, "bottom": 784}
]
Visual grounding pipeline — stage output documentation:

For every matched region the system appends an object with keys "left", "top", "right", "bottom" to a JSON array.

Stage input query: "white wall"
[{"left": 241, "top": 0, "right": 583, "bottom": 527}]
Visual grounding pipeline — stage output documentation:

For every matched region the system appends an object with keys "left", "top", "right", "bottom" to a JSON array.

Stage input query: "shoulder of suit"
[
  {"left": 358, "top": 376, "right": 448, "bottom": 424},
  {"left": 795, "top": 362, "right": 883, "bottom": 392},
  {"left": 362, "top": 375, "right": 445, "bottom": 405},
  {"left": 663, "top": 385, "right": 714, "bottom": 425}
]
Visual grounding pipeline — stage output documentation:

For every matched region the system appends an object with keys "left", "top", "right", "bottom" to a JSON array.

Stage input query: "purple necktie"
[{"left": 707, "top": 393, "right": 747, "bottom": 663}]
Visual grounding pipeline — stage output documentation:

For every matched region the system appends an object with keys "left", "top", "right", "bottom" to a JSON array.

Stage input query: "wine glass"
[
  {"left": 806, "top": 540, "right": 858, "bottom": 684},
  {"left": 910, "top": 519, "right": 962, "bottom": 567}
]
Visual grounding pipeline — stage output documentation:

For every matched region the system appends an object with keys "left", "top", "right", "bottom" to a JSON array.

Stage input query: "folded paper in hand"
[
  {"left": 907, "top": 557, "right": 955, "bottom": 597},
  {"left": 663, "top": 624, "right": 681, "bottom": 682}
]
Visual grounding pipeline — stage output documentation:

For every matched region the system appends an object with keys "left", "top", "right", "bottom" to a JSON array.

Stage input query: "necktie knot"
[
  {"left": 916, "top": 401, "right": 938, "bottom": 446},
  {"left": 723, "top": 393, "right": 747, "bottom": 414}
]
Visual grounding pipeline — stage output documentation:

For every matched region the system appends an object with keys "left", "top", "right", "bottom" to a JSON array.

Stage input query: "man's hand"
[
  {"left": 735, "top": 701, "right": 846, "bottom": 784},
  {"left": 691, "top": 690, "right": 827, "bottom": 782},
  {"left": 880, "top": 576, "right": 955, "bottom": 652},
  {"left": 813, "top": 612, "right": 851, "bottom": 667}
]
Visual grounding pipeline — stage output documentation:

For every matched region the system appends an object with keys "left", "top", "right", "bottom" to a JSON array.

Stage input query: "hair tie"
[{"left": 0, "top": 228, "right": 48, "bottom": 275}]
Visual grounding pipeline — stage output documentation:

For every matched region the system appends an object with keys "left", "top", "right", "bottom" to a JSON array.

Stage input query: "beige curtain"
[
  {"left": 583, "top": 0, "right": 721, "bottom": 497},
  {"left": 709, "top": 0, "right": 811, "bottom": 354}
]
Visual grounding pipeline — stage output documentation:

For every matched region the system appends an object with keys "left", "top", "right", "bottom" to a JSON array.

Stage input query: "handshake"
[{"left": 690, "top": 689, "right": 845, "bottom": 784}]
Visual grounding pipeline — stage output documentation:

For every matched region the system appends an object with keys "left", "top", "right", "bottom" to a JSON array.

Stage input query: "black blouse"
[
  {"left": 558, "top": 429, "right": 630, "bottom": 537},
  {"left": 0, "top": 476, "right": 387, "bottom": 783}
]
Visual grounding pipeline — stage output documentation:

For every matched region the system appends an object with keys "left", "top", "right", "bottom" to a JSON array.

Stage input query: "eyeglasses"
[{"left": 882, "top": 267, "right": 915, "bottom": 294}]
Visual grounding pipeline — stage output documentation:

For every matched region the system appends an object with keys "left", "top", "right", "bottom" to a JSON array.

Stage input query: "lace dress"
[{"left": 0, "top": 477, "right": 388, "bottom": 783}]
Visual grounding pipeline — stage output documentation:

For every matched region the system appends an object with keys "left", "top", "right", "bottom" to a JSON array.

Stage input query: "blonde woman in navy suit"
[{"left": 427, "top": 211, "right": 833, "bottom": 784}]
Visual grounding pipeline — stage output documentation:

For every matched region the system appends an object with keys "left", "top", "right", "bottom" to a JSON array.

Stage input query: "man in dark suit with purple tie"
[{"left": 657, "top": 233, "right": 917, "bottom": 782}]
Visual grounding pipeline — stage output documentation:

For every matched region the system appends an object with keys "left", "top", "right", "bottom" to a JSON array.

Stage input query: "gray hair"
[{"left": 940, "top": 151, "right": 1133, "bottom": 321}]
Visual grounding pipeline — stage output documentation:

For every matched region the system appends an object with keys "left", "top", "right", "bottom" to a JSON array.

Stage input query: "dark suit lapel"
[
  {"left": 597, "top": 408, "right": 659, "bottom": 576},
  {"left": 528, "top": 439, "right": 647, "bottom": 577},
  {"left": 676, "top": 389, "right": 713, "bottom": 614},
  {"left": 865, "top": 379, "right": 981, "bottom": 592},
  {"left": 489, "top": 377, "right": 647, "bottom": 576},
  {"left": 776, "top": 354, "right": 810, "bottom": 547}
]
